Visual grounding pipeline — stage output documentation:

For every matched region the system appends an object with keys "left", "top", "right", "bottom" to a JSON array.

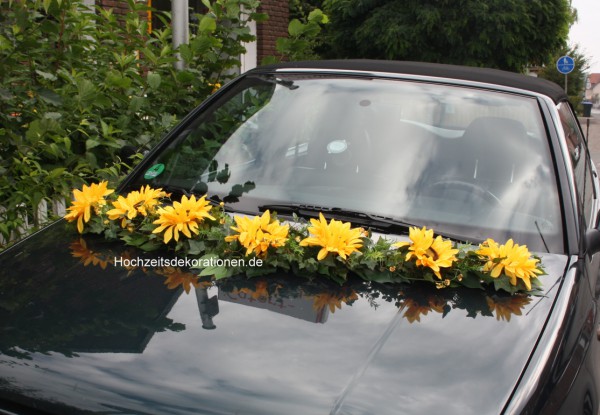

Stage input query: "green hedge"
[{"left": 0, "top": 0, "right": 265, "bottom": 244}]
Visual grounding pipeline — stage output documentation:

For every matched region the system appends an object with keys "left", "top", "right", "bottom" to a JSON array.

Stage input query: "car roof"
[{"left": 255, "top": 59, "right": 568, "bottom": 104}]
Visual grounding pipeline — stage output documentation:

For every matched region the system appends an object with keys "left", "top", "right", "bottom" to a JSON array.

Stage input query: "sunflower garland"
[{"left": 64, "top": 182, "right": 546, "bottom": 294}]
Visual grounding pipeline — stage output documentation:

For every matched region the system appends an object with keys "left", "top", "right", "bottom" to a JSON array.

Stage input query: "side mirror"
[{"left": 585, "top": 229, "right": 600, "bottom": 255}]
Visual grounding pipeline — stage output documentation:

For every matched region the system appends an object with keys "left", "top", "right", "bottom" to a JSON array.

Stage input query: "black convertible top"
[{"left": 255, "top": 59, "right": 568, "bottom": 104}]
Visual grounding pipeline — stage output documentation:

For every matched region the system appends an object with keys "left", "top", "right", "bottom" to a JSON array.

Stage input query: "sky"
[{"left": 569, "top": 0, "right": 600, "bottom": 74}]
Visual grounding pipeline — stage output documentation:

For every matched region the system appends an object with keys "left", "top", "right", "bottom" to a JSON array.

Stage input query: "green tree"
[
  {"left": 319, "top": 0, "right": 575, "bottom": 72},
  {"left": 538, "top": 44, "right": 590, "bottom": 113}
]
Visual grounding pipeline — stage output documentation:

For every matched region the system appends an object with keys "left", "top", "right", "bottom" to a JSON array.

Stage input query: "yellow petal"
[{"left": 164, "top": 226, "right": 173, "bottom": 244}]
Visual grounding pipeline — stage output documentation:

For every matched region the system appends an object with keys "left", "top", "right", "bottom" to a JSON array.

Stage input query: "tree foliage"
[
  {"left": 0, "top": 0, "right": 265, "bottom": 245},
  {"left": 319, "top": 0, "right": 575, "bottom": 72},
  {"left": 264, "top": 8, "right": 329, "bottom": 63}
]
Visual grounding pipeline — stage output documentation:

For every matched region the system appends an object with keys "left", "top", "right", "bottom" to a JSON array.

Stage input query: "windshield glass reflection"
[{"left": 134, "top": 75, "right": 563, "bottom": 253}]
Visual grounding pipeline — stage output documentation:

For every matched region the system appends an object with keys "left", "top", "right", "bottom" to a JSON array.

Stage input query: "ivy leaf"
[
  {"left": 493, "top": 277, "right": 518, "bottom": 294},
  {"left": 199, "top": 265, "right": 229, "bottom": 280},
  {"left": 139, "top": 240, "right": 162, "bottom": 251},
  {"left": 459, "top": 273, "right": 484, "bottom": 289},
  {"left": 187, "top": 239, "right": 206, "bottom": 255}
]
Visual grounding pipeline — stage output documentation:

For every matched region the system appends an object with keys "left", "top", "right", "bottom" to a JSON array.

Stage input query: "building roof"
[
  {"left": 589, "top": 73, "right": 600, "bottom": 85},
  {"left": 255, "top": 59, "right": 569, "bottom": 104}
]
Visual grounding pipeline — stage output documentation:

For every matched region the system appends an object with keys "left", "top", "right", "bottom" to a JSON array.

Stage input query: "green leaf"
[
  {"left": 106, "top": 71, "right": 132, "bottom": 89},
  {"left": 147, "top": 72, "right": 161, "bottom": 89},
  {"left": 76, "top": 79, "right": 97, "bottom": 105},
  {"left": 86, "top": 138, "right": 100, "bottom": 150},
  {"left": 459, "top": 275, "right": 484, "bottom": 289},
  {"left": 42, "top": 0, "right": 53, "bottom": 14},
  {"left": 288, "top": 19, "right": 305, "bottom": 37},
  {"left": 0, "top": 35, "right": 11, "bottom": 52},
  {"left": 139, "top": 241, "right": 162, "bottom": 251},
  {"left": 493, "top": 277, "right": 517, "bottom": 294},
  {"left": 100, "top": 120, "right": 110, "bottom": 138},
  {"left": 198, "top": 15, "right": 217, "bottom": 33},
  {"left": 249, "top": 12, "right": 268, "bottom": 23},
  {"left": 129, "top": 96, "right": 145, "bottom": 113},
  {"left": 35, "top": 70, "right": 57, "bottom": 81},
  {"left": 43, "top": 112, "right": 62, "bottom": 120},
  {"left": 31, "top": 192, "right": 44, "bottom": 213},
  {"left": 175, "top": 70, "right": 195, "bottom": 83},
  {"left": 187, "top": 239, "right": 206, "bottom": 255},
  {"left": 308, "top": 9, "right": 329, "bottom": 24},
  {"left": 38, "top": 88, "right": 63, "bottom": 106},
  {"left": 46, "top": 167, "right": 66, "bottom": 180},
  {"left": 200, "top": 265, "right": 230, "bottom": 280}
]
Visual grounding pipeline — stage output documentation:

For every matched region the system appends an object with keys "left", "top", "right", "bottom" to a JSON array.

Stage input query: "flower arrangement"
[{"left": 64, "top": 181, "right": 545, "bottom": 294}]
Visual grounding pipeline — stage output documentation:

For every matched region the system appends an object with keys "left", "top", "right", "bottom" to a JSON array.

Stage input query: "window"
[
  {"left": 132, "top": 75, "right": 564, "bottom": 252},
  {"left": 557, "top": 102, "right": 595, "bottom": 227}
]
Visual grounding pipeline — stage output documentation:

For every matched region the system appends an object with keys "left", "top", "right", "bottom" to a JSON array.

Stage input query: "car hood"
[{"left": 0, "top": 221, "right": 569, "bottom": 415}]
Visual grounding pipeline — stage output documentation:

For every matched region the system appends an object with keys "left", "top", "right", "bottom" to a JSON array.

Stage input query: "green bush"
[
  {"left": 0, "top": 0, "right": 265, "bottom": 245},
  {"left": 263, "top": 7, "right": 328, "bottom": 63}
]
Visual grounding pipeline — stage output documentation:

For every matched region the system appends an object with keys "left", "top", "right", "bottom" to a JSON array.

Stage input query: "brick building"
[{"left": 94, "top": 0, "right": 289, "bottom": 69}]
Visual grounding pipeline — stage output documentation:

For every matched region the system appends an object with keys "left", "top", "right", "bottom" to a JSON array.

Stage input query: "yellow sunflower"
[
  {"left": 107, "top": 185, "right": 168, "bottom": 228},
  {"left": 64, "top": 181, "right": 114, "bottom": 233},
  {"left": 393, "top": 227, "right": 458, "bottom": 279},
  {"left": 476, "top": 239, "right": 543, "bottom": 290},
  {"left": 152, "top": 195, "right": 215, "bottom": 243},
  {"left": 299, "top": 213, "right": 364, "bottom": 260},
  {"left": 224, "top": 210, "right": 289, "bottom": 256}
]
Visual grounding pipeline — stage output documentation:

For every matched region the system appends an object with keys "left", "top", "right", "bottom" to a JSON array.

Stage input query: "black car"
[{"left": 1, "top": 60, "right": 600, "bottom": 415}]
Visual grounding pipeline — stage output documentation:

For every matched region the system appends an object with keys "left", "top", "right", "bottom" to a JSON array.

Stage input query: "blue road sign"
[{"left": 557, "top": 56, "right": 575, "bottom": 74}]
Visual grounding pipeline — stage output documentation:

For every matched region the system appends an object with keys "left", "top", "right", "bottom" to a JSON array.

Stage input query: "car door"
[{"left": 551, "top": 101, "right": 600, "bottom": 415}]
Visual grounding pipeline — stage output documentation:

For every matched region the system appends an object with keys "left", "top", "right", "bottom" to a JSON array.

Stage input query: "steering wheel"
[{"left": 420, "top": 179, "right": 502, "bottom": 207}]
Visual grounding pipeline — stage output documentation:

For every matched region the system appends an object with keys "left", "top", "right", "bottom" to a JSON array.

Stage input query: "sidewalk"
[{"left": 580, "top": 109, "right": 600, "bottom": 168}]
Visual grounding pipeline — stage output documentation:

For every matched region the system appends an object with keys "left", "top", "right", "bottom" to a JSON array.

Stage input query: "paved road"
[{"left": 580, "top": 108, "right": 600, "bottom": 168}]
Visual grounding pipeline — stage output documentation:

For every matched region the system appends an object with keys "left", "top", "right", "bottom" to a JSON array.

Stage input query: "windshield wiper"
[{"left": 258, "top": 204, "right": 472, "bottom": 243}]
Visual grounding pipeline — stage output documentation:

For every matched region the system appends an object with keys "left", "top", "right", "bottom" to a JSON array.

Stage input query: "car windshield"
[{"left": 131, "top": 74, "right": 564, "bottom": 253}]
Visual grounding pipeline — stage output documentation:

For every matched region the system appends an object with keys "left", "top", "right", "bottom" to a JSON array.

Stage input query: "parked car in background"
[{"left": 1, "top": 60, "right": 600, "bottom": 414}]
